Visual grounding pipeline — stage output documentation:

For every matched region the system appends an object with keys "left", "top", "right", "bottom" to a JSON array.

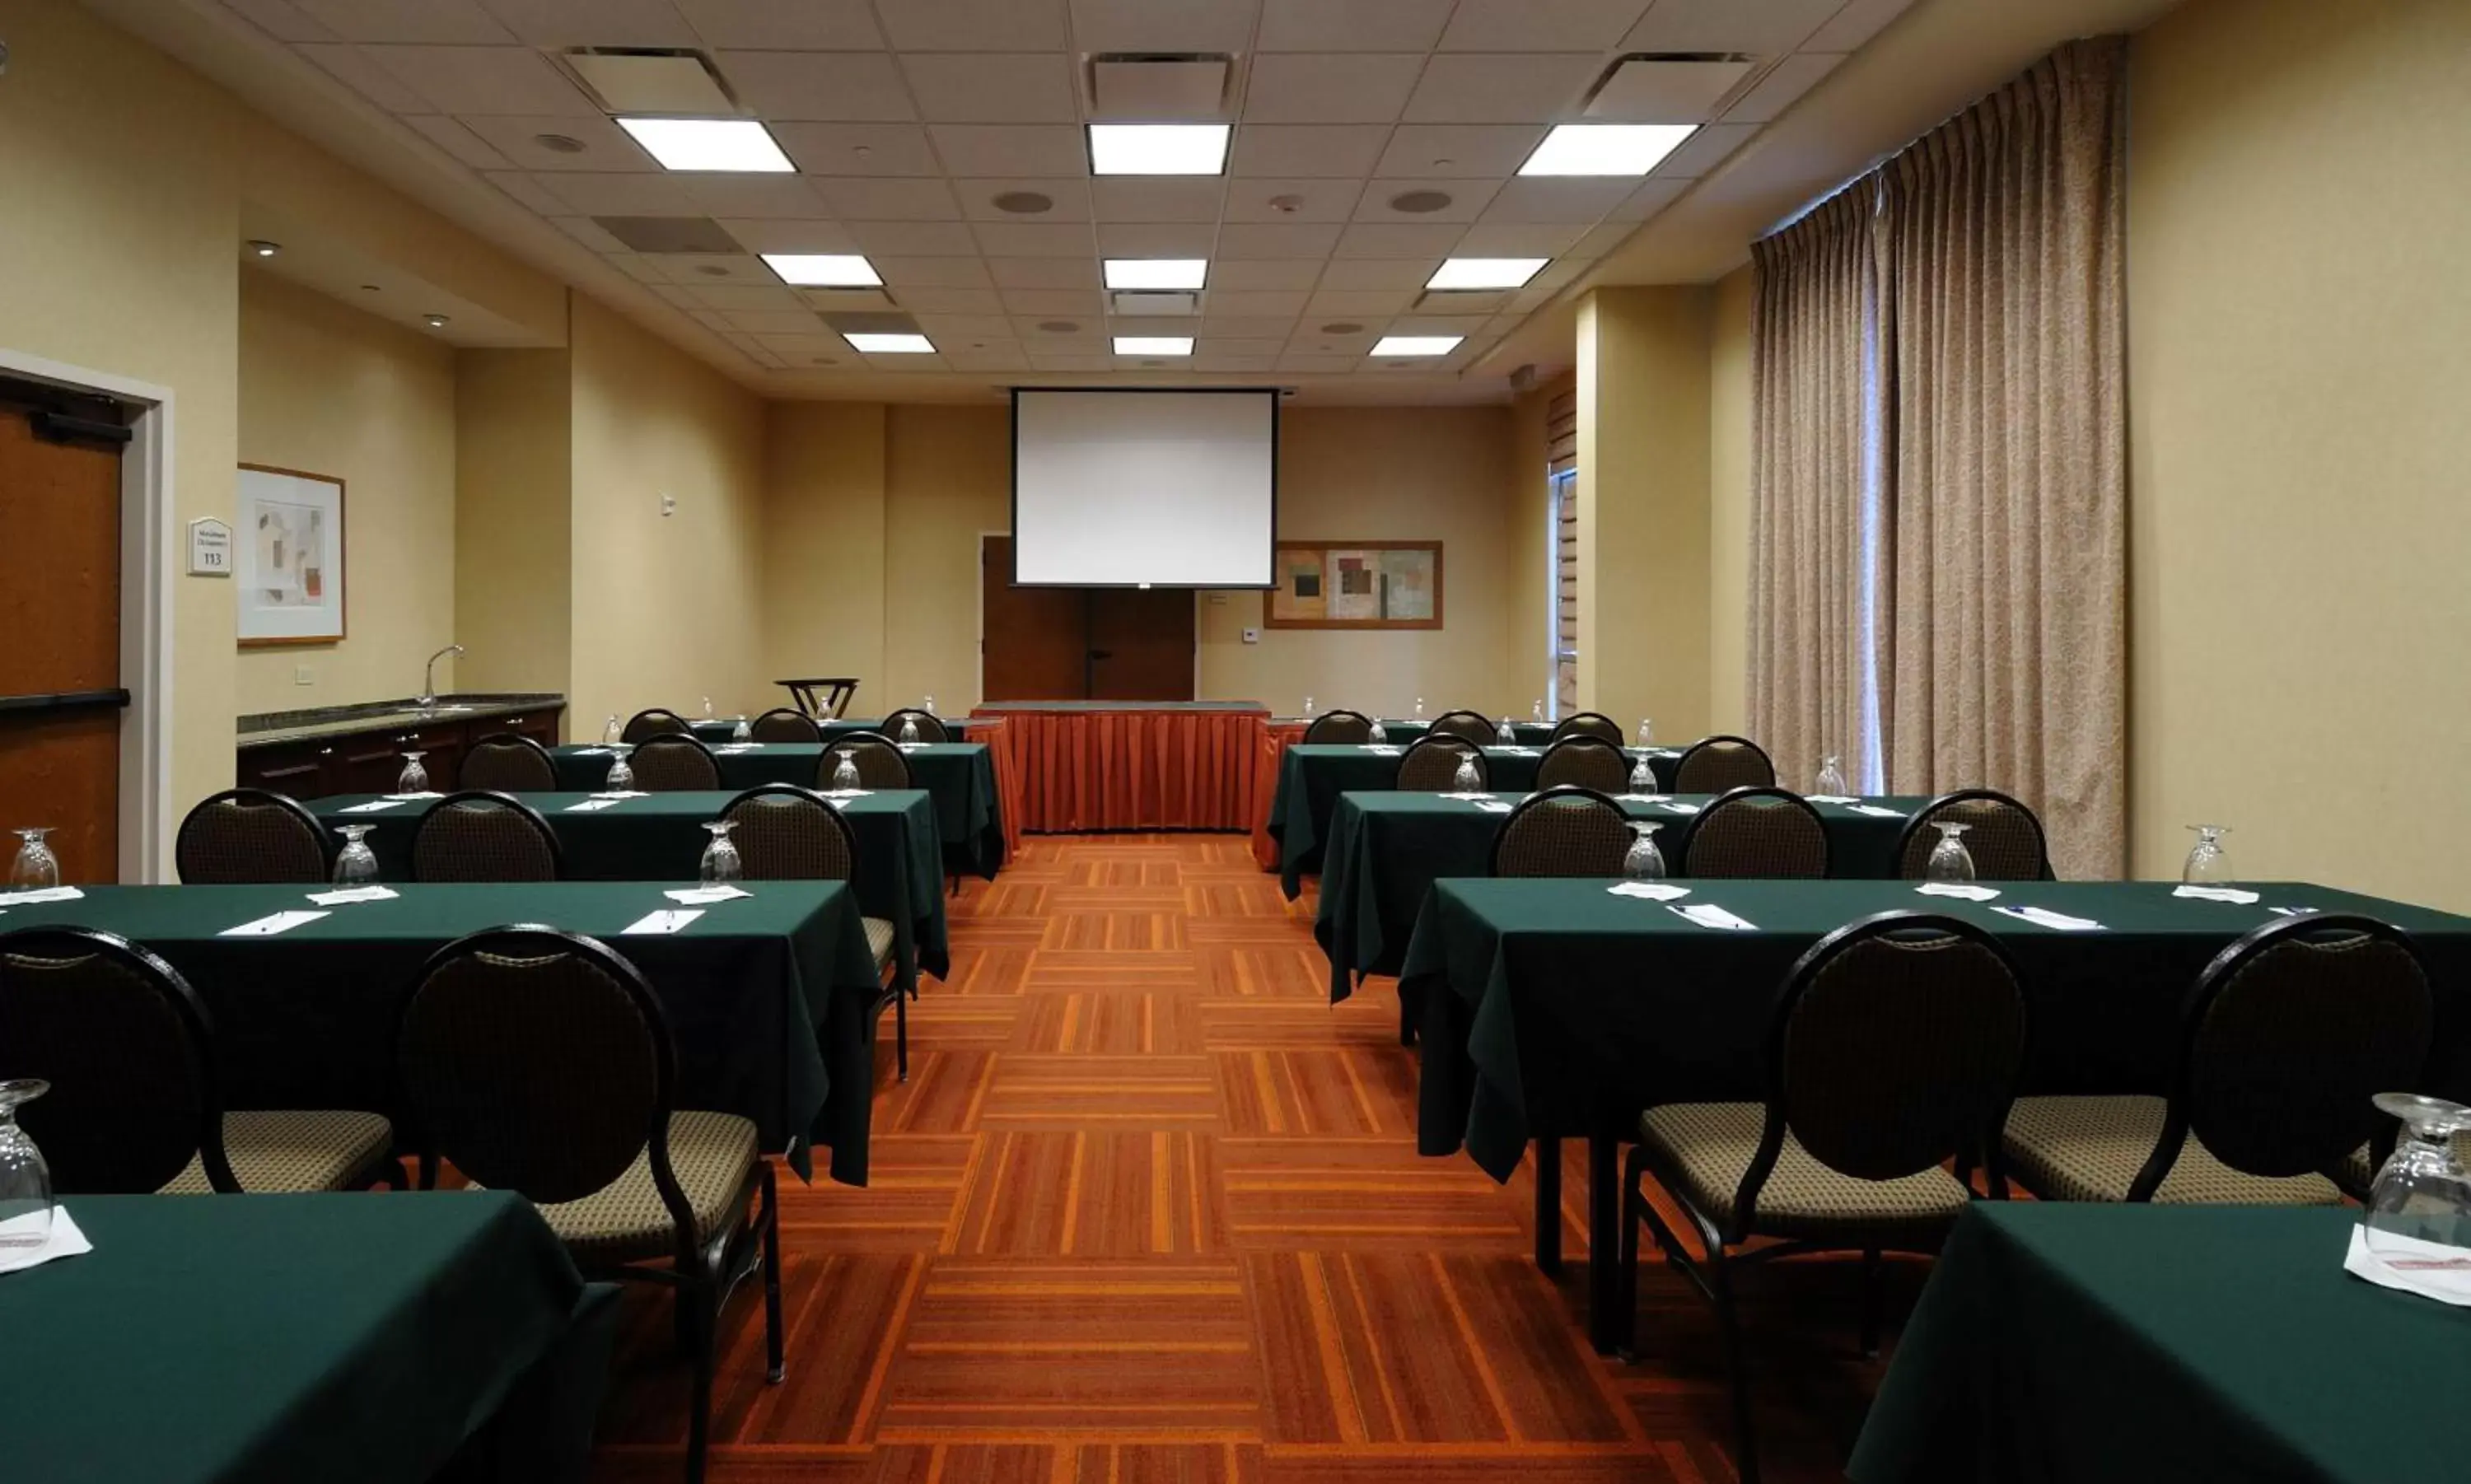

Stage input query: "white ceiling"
[{"left": 146, "top": 0, "right": 1914, "bottom": 397}]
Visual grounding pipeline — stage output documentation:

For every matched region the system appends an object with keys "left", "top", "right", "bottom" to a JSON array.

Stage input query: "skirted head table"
[{"left": 968, "top": 700, "right": 1275, "bottom": 834}]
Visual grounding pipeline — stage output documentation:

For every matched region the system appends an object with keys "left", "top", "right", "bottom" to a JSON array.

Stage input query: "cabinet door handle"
[{"left": 318, "top": 747, "right": 334, "bottom": 757}]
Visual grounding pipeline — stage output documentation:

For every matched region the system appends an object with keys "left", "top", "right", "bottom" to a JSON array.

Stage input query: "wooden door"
[
  {"left": 980, "top": 536, "right": 1088, "bottom": 702},
  {"left": 0, "top": 392, "right": 124, "bottom": 882},
  {"left": 1086, "top": 588, "right": 1196, "bottom": 701}
]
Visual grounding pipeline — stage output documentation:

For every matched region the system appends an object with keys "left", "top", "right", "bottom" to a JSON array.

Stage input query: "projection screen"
[{"left": 1011, "top": 389, "right": 1278, "bottom": 587}]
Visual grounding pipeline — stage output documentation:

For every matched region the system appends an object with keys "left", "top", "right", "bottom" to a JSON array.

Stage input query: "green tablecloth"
[
  {"left": 0, "top": 881, "right": 888, "bottom": 1183},
  {"left": 1314, "top": 791, "right": 1930, "bottom": 1001},
  {"left": 552, "top": 742, "right": 1005, "bottom": 876},
  {"left": 1851, "top": 1204, "right": 2471, "bottom": 1483},
  {"left": 689, "top": 716, "right": 988, "bottom": 746},
  {"left": 315, "top": 789, "right": 948, "bottom": 987},
  {"left": 1268, "top": 744, "right": 1686, "bottom": 895},
  {"left": 2, "top": 1192, "right": 616, "bottom": 1484},
  {"left": 1273, "top": 719, "right": 1566, "bottom": 746}
]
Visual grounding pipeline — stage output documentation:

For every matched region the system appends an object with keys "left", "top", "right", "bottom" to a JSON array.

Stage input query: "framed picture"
[
  {"left": 1264, "top": 540, "right": 1443, "bottom": 630},
  {"left": 236, "top": 464, "right": 347, "bottom": 646}
]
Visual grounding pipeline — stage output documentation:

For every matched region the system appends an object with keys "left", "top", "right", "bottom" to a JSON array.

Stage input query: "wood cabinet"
[{"left": 235, "top": 704, "right": 563, "bottom": 800}]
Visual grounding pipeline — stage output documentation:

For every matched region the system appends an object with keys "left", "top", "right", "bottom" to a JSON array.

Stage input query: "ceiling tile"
[
  {"left": 1208, "top": 259, "right": 1325, "bottom": 289},
  {"left": 1570, "top": 221, "right": 1637, "bottom": 256},
  {"left": 1655, "top": 122, "right": 1757, "bottom": 177},
  {"left": 974, "top": 222, "right": 1094, "bottom": 257},
  {"left": 1352, "top": 178, "right": 1500, "bottom": 222},
  {"left": 1012, "top": 316, "right": 1105, "bottom": 342},
  {"left": 1068, "top": 0, "right": 1262, "bottom": 53},
  {"left": 401, "top": 115, "right": 513, "bottom": 170},
  {"left": 1373, "top": 124, "right": 1548, "bottom": 177},
  {"left": 1107, "top": 315, "right": 1206, "bottom": 338},
  {"left": 1195, "top": 337, "right": 1291, "bottom": 357},
  {"left": 1806, "top": 0, "right": 1916, "bottom": 51},
  {"left": 483, "top": 170, "right": 570, "bottom": 212},
  {"left": 1478, "top": 175, "right": 1637, "bottom": 222},
  {"left": 475, "top": 0, "right": 695, "bottom": 46},
  {"left": 1605, "top": 175, "right": 1692, "bottom": 221},
  {"left": 810, "top": 176, "right": 962, "bottom": 220},
  {"left": 1192, "top": 353, "right": 1279, "bottom": 371},
  {"left": 723, "top": 308, "right": 833, "bottom": 334},
  {"left": 913, "top": 314, "right": 1019, "bottom": 338},
  {"left": 530, "top": 172, "right": 698, "bottom": 214},
  {"left": 947, "top": 343, "right": 1032, "bottom": 371},
  {"left": 1203, "top": 290, "right": 1309, "bottom": 317},
  {"left": 1724, "top": 53, "right": 1846, "bottom": 124},
  {"left": 1276, "top": 353, "right": 1355, "bottom": 372},
  {"left": 1438, "top": 0, "right": 1647, "bottom": 52},
  {"left": 1530, "top": 258, "right": 1591, "bottom": 292},
  {"left": 719, "top": 51, "right": 916, "bottom": 121},
  {"left": 1241, "top": 54, "right": 1424, "bottom": 124},
  {"left": 656, "top": 254, "right": 777, "bottom": 285},
  {"left": 1303, "top": 288, "right": 1415, "bottom": 316},
  {"left": 713, "top": 218, "right": 862, "bottom": 252},
  {"left": 1229, "top": 124, "right": 1390, "bottom": 179},
  {"left": 896, "top": 287, "right": 1009, "bottom": 313},
  {"left": 605, "top": 252, "right": 675, "bottom": 285},
  {"left": 1215, "top": 222, "right": 1343, "bottom": 259},
  {"left": 457, "top": 114, "right": 649, "bottom": 170},
  {"left": 1219, "top": 179, "right": 1358, "bottom": 222},
  {"left": 874, "top": 257, "right": 998, "bottom": 287},
  {"left": 1453, "top": 222, "right": 1587, "bottom": 255},
  {"left": 222, "top": 0, "right": 340, "bottom": 44},
  {"left": 845, "top": 221, "right": 983, "bottom": 254},
  {"left": 929, "top": 124, "right": 1090, "bottom": 177},
  {"left": 752, "top": 331, "right": 849, "bottom": 357},
  {"left": 903, "top": 54, "right": 1078, "bottom": 124},
  {"left": 1002, "top": 288, "right": 1108, "bottom": 315},
  {"left": 953, "top": 179, "right": 1095, "bottom": 222},
  {"left": 1254, "top": 0, "right": 1450, "bottom": 51},
  {"left": 770, "top": 123, "right": 942, "bottom": 175},
  {"left": 297, "top": 44, "right": 433, "bottom": 111},
  {"left": 360, "top": 44, "right": 598, "bottom": 115},
  {"left": 1333, "top": 222, "right": 1466, "bottom": 258},
  {"left": 1093, "top": 222, "right": 1216, "bottom": 257},
  {"left": 878, "top": 0, "right": 1069, "bottom": 52},
  {"left": 685, "top": 175, "right": 832, "bottom": 219},
  {"left": 686, "top": 283, "right": 807, "bottom": 311},
  {"left": 543, "top": 215, "right": 628, "bottom": 251},
  {"left": 1028, "top": 352, "right": 1115, "bottom": 371},
  {"left": 1315, "top": 259, "right": 1437, "bottom": 290},
  {"left": 688, "top": 308, "right": 734, "bottom": 331},
  {"left": 290, "top": 0, "right": 509, "bottom": 44},
  {"left": 988, "top": 257, "right": 1100, "bottom": 288},
  {"left": 1198, "top": 314, "right": 1301, "bottom": 337},
  {"left": 1622, "top": 0, "right": 1844, "bottom": 53},
  {"left": 1403, "top": 54, "right": 1600, "bottom": 124},
  {"left": 1509, "top": 287, "right": 1556, "bottom": 312},
  {"left": 673, "top": 0, "right": 885, "bottom": 49},
  {"left": 1091, "top": 178, "right": 1230, "bottom": 224},
  {"left": 862, "top": 351, "right": 950, "bottom": 370}
]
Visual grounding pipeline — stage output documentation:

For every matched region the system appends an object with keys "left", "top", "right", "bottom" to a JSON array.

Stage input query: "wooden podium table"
[{"left": 968, "top": 700, "right": 1272, "bottom": 833}]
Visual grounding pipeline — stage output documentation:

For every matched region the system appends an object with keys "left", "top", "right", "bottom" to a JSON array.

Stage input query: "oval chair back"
[
  {"left": 0, "top": 926, "right": 235, "bottom": 1193},
  {"left": 1894, "top": 789, "right": 2050, "bottom": 881},
  {"left": 879, "top": 708, "right": 950, "bottom": 743},
  {"left": 822, "top": 732, "right": 913, "bottom": 789},
  {"left": 1397, "top": 735, "right": 1483, "bottom": 791},
  {"left": 1302, "top": 709, "right": 1376, "bottom": 744},
  {"left": 175, "top": 788, "right": 330, "bottom": 884},
  {"left": 627, "top": 733, "right": 722, "bottom": 792},
  {"left": 1425, "top": 709, "right": 1496, "bottom": 746},
  {"left": 1535, "top": 735, "right": 1629, "bottom": 793},
  {"left": 1679, "top": 786, "right": 1830, "bottom": 879},
  {"left": 1488, "top": 786, "right": 1631, "bottom": 877},
  {"left": 1673, "top": 734, "right": 1776, "bottom": 794},
  {"left": 1548, "top": 712, "right": 1623, "bottom": 745},
  {"left": 747, "top": 708, "right": 820, "bottom": 744},
  {"left": 411, "top": 791, "right": 562, "bottom": 882},
  {"left": 620, "top": 707, "right": 694, "bottom": 744},
  {"left": 719, "top": 786, "right": 857, "bottom": 881},
  {"left": 460, "top": 733, "right": 558, "bottom": 793}
]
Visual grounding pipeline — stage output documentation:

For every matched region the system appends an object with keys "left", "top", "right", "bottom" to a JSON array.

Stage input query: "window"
[{"left": 1545, "top": 383, "right": 1578, "bottom": 720}]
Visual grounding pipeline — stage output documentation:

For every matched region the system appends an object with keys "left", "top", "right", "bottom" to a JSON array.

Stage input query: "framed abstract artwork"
[
  {"left": 1264, "top": 540, "right": 1443, "bottom": 630},
  {"left": 236, "top": 464, "right": 347, "bottom": 646}
]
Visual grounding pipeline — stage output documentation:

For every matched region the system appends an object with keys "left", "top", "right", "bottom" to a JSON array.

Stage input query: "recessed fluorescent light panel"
[
  {"left": 616, "top": 117, "right": 794, "bottom": 173},
  {"left": 1103, "top": 259, "right": 1208, "bottom": 291},
  {"left": 1426, "top": 258, "right": 1548, "bottom": 291},
  {"left": 1370, "top": 335, "right": 1461, "bottom": 357},
  {"left": 762, "top": 254, "right": 881, "bottom": 287},
  {"left": 845, "top": 333, "right": 936, "bottom": 353},
  {"left": 1517, "top": 124, "right": 1697, "bottom": 177},
  {"left": 1113, "top": 336, "right": 1194, "bottom": 355},
  {"left": 1088, "top": 124, "right": 1230, "bottom": 176}
]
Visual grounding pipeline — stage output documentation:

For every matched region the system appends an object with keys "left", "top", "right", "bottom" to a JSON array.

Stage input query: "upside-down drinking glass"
[
  {"left": 699, "top": 821, "right": 742, "bottom": 884},
  {"left": 1925, "top": 822, "right": 1977, "bottom": 883},
  {"left": 1530, "top": 699, "right": 1544, "bottom": 725},
  {"left": 1451, "top": 753, "right": 1482, "bottom": 793},
  {"left": 333, "top": 825, "right": 380, "bottom": 885},
  {"left": 703, "top": 697, "right": 716, "bottom": 722},
  {"left": 1301, "top": 695, "right": 1315, "bottom": 721},
  {"left": 1815, "top": 754, "right": 1849, "bottom": 796},
  {"left": 1369, "top": 719, "right": 1389, "bottom": 744},
  {"left": 833, "top": 750, "right": 862, "bottom": 791},
  {"left": 9, "top": 828, "right": 60, "bottom": 891},
  {"left": 1497, "top": 716, "right": 1516, "bottom": 744},
  {"left": 605, "top": 745, "right": 635, "bottom": 791},
  {"left": 899, "top": 715, "right": 920, "bottom": 744},
  {"left": 1629, "top": 754, "right": 1656, "bottom": 795},
  {"left": 731, "top": 715, "right": 752, "bottom": 743},
  {"left": 0, "top": 1079, "right": 54, "bottom": 1251},
  {"left": 602, "top": 714, "right": 622, "bottom": 746},
  {"left": 1413, "top": 698, "right": 1426, "bottom": 722},
  {"left": 2363, "top": 1093, "right": 2471, "bottom": 1265},
  {"left": 1623, "top": 822, "right": 1666, "bottom": 881},
  {"left": 2184, "top": 825, "right": 2234, "bottom": 884},
  {"left": 1636, "top": 718, "right": 1656, "bottom": 748},
  {"left": 395, "top": 752, "right": 429, "bottom": 795}
]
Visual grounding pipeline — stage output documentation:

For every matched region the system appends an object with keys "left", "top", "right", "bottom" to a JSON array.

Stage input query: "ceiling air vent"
[
  {"left": 1585, "top": 53, "right": 1764, "bottom": 122},
  {"left": 592, "top": 216, "right": 743, "bottom": 254},
  {"left": 565, "top": 49, "right": 738, "bottom": 115},
  {"left": 1088, "top": 54, "right": 1231, "bottom": 119},
  {"left": 1109, "top": 290, "right": 1198, "bottom": 317}
]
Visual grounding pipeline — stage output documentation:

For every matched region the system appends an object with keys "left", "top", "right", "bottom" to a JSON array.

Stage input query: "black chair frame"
[
  {"left": 746, "top": 707, "right": 821, "bottom": 744},
  {"left": 1395, "top": 734, "right": 1483, "bottom": 791},
  {"left": 1534, "top": 735, "right": 1631, "bottom": 792},
  {"left": 1483, "top": 784, "right": 1629, "bottom": 876},
  {"left": 1548, "top": 711, "right": 1624, "bottom": 744},
  {"left": 411, "top": 790, "right": 565, "bottom": 882},
  {"left": 1672, "top": 734, "right": 1777, "bottom": 791},
  {"left": 719, "top": 785, "right": 910, "bottom": 1078},
  {"left": 1424, "top": 709, "right": 1497, "bottom": 745},
  {"left": 822, "top": 730, "right": 913, "bottom": 789},
  {"left": 461, "top": 732, "right": 559, "bottom": 791},
  {"left": 1891, "top": 788, "right": 2053, "bottom": 882},
  {"left": 629, "top": 731, "right": 724, "bottom": 791},
  {"left": 622, "top": 707, "right": 694, "bottom": 744},
  {"left": 1678, "top": 786, "right": 1832, "bottom": 878},
  {"left": 175, "top": 788, "right": 332, "bottom": 884},
  {"left": 1302, "top": 708, "right": 1377, "bottom": 744},
  {"left": 879, "top": 708, "right": 950, "bottom": 744}
]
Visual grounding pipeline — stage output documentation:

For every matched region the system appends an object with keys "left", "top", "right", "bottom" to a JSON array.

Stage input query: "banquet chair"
[
  {"left": 720, "top": 785, "right": 909, "bottom": 1077},
  {"left": 175, "top": 788, "right": 330, "bottom": 884},
  {"left": 1623, "top": 912, "right": 2029, "bottom": 1484},
  {"left": 1673, "top": 735, "right": 1777, "bottom": 793},
  {"left": 880, "top": 707, "right": 951, "bottom": 743},
  {"left": 0, "top": 926, "right": 399, "bottom": 1194},
  {"left": 1426, "top": 709, "right": 1497, "bottom": 745},
  {"left": 395, "top": 927, "right": 782, "bottom": 1484},
  {"left": 1894, "top": 790, "right": 2050, "bottom": 880},
  {"left": 411, "top": 791, "right": 562, "bottom": 882},
  {"left": 1548, "top": 711, "right": 1624, "bottom": 745},
  {"left": 460, "top": 732, "right": 558, "bottom": 793},
  {"left": 2002, "top": 913, "right": 2430, "bottom": 1207},
  {"left": 1534, "top": 735, "right": 1630, "bottom": 794},
  {"left": 1302, "top": 709, "right": 1376, "bottom": 744},
  {"left": 623, "top": 707, "right": 695, "bottom": 744},
  {"left": 1679, "top": 787, "right": 1831, "bottom": 878},
  {"left": 747, "top": 707, "right": 820, "bottom": 744},
  {"left": 1397, "top": 735, "right": 1484, "bottom": 791},
  {"left": 630, "top": 733, "right": 723, "bottom": 792},
  {"left": 822, "top": 732, "right": 913, "bottom": 789}
]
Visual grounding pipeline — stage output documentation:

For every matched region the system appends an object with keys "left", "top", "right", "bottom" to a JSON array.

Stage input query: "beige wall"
[
  {"left": 236, "top": 274, "right": 458, "bottom": 714},
  {"left": 763, "top": 402, "right": 890, "bottom": 700},
  {"left": 454, "top": 347, "right": 573, "bottom": 707},
  {"left": 1707, "top": 265, "right": 1755, "bottom": 735},
  {"left": 2127, "top": 0, "right": 2471, "bottom": 908},
  {"left": 882, "top": 404, "right": 1010, "bottom": 713}
]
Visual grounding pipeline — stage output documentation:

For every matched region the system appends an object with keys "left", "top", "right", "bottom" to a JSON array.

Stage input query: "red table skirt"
[
  {"left": 970, "top": 707, "right": 1273, "bottom": 833},
  {"left": 1249, "top": 720, "right": 1310, "bottom": 868},
  {"left": 969, "top": 717, "right": 1029, "bottom": 860}
]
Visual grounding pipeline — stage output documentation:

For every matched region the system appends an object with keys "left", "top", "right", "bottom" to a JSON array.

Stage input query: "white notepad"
[
  {"left": 1847, "top": 803, "right": 1908, "bottom": 819},
  {"left": 0, "top": 1206, "right": 91, "bottom": 1276},
  {"left": 2174, "top": 884, "right": 2261, "bottom": 904},
  {"left": 335, "top": 800, "right": 407, "bottom": 814},
  {"left": 2345, "top": 1226, "right": 2471, "bottom": 1307},
  {"left": 1671, "top": 903, "right": 1758, "bottom": 931},
  {"left": 564, "top": 799, "right": 619, "bottom": 813},
  {"left": 621, "top": 908, "right": 703, "bottom": 936},
  {"left": 1659, "top": 801, "right": 1703, "bottom": 815},
  {"left": 1915, "top": 882, "right": 2002, "bottom": 901},
  {"left": 665, "top": 885, "right": 750, "bottom": 905},
  {"left": 219, "top": 909, "right": 329, "bottom": 937},
  {"left": 0, "top": 886, "right": 83, "bottom": 906},
  {"left": 306, "top": 886, "right": 398, "bottom": 906},
  {"left": 1609, "top": 882, "right": 1690, "bottom": 902},
  {"left": 382, "top": 791, "right": 444, "bottom": 802},
  {"left": 1992, "top": 904, "right": 2104, "bottom": 932}
]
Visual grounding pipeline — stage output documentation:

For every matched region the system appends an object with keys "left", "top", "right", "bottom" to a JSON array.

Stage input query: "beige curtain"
[
  {"left": 1748, "top": 187, "right": 1880, "bottom": 793},
  {"left": 1879, "top": 37, "right": 2128, "bottom": 876}
]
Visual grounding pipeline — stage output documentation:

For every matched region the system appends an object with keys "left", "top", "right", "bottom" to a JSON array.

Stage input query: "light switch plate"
[
  {"left": 1240, "top": 627, "right": 1259, "bottom": 645},
  {"left": 293, "top": 665, "right": 315, "bottom": 685}
]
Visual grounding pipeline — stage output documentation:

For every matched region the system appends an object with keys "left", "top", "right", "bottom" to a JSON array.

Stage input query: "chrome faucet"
[{"left": 418, "top": 643, "right": 465, "bottom": 711}]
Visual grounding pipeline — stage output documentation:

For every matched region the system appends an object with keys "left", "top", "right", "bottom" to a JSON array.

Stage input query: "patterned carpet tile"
[{"left": 949, "top": 1131, "right": 1223, "bottom": 1257}]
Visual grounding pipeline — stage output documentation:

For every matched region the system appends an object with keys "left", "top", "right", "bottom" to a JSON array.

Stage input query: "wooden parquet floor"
[{"left": 586, "top": 837, "right": 1899, "bottom": 1483}]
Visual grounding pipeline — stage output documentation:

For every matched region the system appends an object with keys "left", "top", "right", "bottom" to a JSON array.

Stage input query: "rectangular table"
[
  {"left": 1396, "top": 877, "right": 2471, "bottom": 1350},
  {"left": 1851, "top": 1204, "right": 2470, "bottom": 1483},
  {"left": 314, "top": 788, "right": 948, "bottom": 990},
  {"left": 0, "top": 881, "right": 890, "bottom": 1183},
  {"left": 2, "top": 1192, "right": 616, "bottom": 1484},
  {"left": 969, "top": 700, "right": 1273, "bottom": 833},
  {"left": 1315, "top": 791, "right": 1931, "bottom": 1002},
  {"left": 1268, "top": 743, "right": 1685, "bottom": 895},
  {"left": 552, "top": 740, "right": 1007, "bottom": 877}
]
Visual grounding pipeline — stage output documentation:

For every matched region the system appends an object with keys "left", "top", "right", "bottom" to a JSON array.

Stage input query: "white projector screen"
[{"left": 1011, "top": 390, "right": 1278, "bottom": 586}]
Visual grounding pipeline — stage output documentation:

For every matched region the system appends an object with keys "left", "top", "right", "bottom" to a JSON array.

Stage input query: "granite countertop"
[{"left": 236, "top": 693, "right": 564, "bottom": 749}]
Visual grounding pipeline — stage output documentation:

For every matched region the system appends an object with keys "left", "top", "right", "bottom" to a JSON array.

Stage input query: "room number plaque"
[{"left": 186, "top": 517, "right": 232, "bottom": 577}]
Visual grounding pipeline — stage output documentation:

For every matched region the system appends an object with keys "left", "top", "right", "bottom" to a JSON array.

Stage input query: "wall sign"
[{"left": 186, "top": 517, "right": 232, "bottom": 577}]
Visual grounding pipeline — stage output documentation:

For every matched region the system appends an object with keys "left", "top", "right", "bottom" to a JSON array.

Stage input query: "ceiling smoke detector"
[
  {"left": 1265, "top": 194, "right": 1306, "bottom": 214},
  {"left": 992, "top": 190, "right": 1055, "bottom": 214},
  {"left": 1386, "top": 189, "right": 1453, "bottom": 214}
]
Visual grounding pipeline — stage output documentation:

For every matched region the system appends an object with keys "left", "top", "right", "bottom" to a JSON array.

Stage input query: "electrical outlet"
[
  {"left": 293, "top": 665, "right": 315, "bottom": 686},
  {"left": 1240, "top": 627, "right": 1259, "bottom": 645},
  {"left": 660, "top": 492, "right": 676, "bottom": 517}
]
